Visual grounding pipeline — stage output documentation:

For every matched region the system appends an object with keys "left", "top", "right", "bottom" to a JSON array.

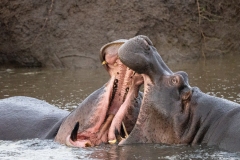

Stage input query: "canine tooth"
[
  {"left": 115, "top": 128, "right": 124, "bottom": 142},
  {"left": 108, "top": 139, "right": 117, "bottom": 144},
  {"left": 122, "top": 122, "right": 129, "bottom": 138}
]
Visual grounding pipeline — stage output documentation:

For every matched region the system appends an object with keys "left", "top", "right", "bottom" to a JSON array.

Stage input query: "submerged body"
[
  {"left": 118, "top": 35, "right": 240, "bottom": 151},
  {"left": 0, "top": 96, "right": 69, "bottom": 140}
]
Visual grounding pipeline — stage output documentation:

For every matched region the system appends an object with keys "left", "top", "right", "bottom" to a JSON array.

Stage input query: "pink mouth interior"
[{"left": 67, "top": 43, "right": 143, "bottom": 147}]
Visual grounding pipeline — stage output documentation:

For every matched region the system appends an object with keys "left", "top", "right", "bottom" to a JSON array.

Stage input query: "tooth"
[
  {"left": 85, "top": 142, "right": 92, "bottom": 147},
  {"left": 102, "top": 61, "right": 107, "bottom": 65},
  {"left": 122, "top": 122, "right": 129, "bottom": 138},
  {"left": 114, "top": 128, "right": 124, "bottom": 142},
  {"left": 108, "top": 139, "right": 117, "bottom": 144}
]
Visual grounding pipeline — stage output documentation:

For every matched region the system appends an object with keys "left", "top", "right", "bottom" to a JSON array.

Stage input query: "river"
[{"left": 0, "top": 54, "right": 240, "bottom": 159}]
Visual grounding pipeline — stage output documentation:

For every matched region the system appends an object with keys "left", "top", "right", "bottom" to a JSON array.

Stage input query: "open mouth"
[{"left": 65, "top": 40, "right": 143, "bottom": 147}]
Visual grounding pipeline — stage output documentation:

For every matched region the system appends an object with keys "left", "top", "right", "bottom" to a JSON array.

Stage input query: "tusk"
[
  {"left": 115, "top": 128, "right": 124, "bottom": 143},
  {"left": 102, "top": 61, "right": 107, "bottom": 65},
  {"left": 108, "top": 139, "right": 117, "bottom": 144},
  {"left": 122, "top": 122, "right": 129, "bottom": 138},
  {"left": 66, "top": 135, "right": 74, "bottom": 147}
]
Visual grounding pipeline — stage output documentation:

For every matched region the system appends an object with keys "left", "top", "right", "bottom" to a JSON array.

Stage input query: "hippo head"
[
  {"left": 118, "top": 35, "right": 193, "bottom": 145},
  {"left": 56, "top": 39, "right": 144, "bottom": 147}
]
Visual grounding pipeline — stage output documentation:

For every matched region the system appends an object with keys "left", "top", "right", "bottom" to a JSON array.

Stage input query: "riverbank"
[{"left": 0, "top": 0, "right": 239, "bottom": 68}]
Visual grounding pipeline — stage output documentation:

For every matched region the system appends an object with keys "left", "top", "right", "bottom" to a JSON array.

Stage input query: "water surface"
[{"left": 0, "top": 54, "right": 240, "bottom": 159}]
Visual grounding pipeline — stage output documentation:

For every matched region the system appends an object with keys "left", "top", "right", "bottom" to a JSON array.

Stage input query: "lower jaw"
[
  {"left": 67, "top": 75, "right": 140, "bottom": 147},
  {"left": 66, "top": 106, "right": 131, "bottom": 147},
  {"left": 66, "top": 120, "right": 130, "bottom": 147}
]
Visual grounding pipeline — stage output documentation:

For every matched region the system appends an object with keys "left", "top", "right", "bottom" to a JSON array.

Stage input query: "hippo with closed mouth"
[
  {"left": 0, "top": 39, "right": 143, "bottom": 147},
  {"left": 117, "top": 35, "right": 240, "bottom": 152}
]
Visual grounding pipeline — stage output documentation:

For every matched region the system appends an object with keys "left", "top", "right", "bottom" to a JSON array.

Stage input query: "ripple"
[{"left": 0, "top": 139, "right": 94, "bottom": 160}]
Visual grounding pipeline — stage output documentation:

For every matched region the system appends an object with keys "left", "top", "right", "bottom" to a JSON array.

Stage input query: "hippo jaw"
[
  {"left": 56, "top": 40, "right": 143, "bottom": 147},
  {"left": 118, "top": 35, "right": 193, "bottom": 145}
]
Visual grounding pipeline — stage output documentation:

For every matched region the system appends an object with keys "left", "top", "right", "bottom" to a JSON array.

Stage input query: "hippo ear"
[{"left": 70, "top": 122, "right": 79, "bottom": 141}]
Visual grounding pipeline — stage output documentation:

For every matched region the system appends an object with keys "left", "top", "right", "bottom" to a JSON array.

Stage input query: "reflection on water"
[{"left": 0, "top": 54, "right": 240, "bottom": 159}]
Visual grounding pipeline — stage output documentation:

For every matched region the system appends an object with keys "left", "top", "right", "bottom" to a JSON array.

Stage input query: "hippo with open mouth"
[
  {"left": 117, "top": 35, "right": 240, "bottom": 151},
  {"left": 55, "top": 39, "right": 143, "bottom": 147},
  {"left": 0, "top": 39, "right": 143, "bottom": 147}
]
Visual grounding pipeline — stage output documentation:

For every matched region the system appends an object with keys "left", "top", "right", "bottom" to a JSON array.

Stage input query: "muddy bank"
[{"left": 0, "top": 0, "right": 239, "bottom": 68}]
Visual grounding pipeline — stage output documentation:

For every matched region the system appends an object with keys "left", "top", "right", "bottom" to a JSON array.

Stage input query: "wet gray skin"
[
  {"left": 0, "top": 96, "right": 69, "bottom": 140},
  {"left": 118, "top": 35, "right": 240, "bottom": 152}
]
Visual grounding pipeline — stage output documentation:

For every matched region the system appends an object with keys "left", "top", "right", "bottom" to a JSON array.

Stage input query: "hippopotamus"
[
  {"left": 55, "top": 39, "right": 143, "bottom": 147},
  {"left": 0, "top": 39, "right": 143, "bottom": 147},
  {"left": 0, "top": 96, "right": 69, "bottom": 140},
  {"left": 117, "top": 35, "right": 240, "bottom": 152}
]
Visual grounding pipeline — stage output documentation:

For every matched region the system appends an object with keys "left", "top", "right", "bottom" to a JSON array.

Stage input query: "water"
[
  {"left": 0, "top": 68, "right": 109, "bottom": 110},
  {"left": 1, "top": 140, "right": 240, "bottom": 160},
  {"left": 0, "top": 54, "right": 240, "bottom": 159}
]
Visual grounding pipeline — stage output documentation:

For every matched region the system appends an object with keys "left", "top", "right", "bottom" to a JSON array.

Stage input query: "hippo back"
[{"left": 0, "top": 96, "right": 69, "bottom": 140}]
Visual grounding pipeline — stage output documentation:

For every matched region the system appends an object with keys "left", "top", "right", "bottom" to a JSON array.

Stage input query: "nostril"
[
  {"left": 143, "top": 39, "right": 148, "bottom": 46},
  {"left": 144, "top": 37, "right": 153, "bottom": 46},
  {"left": 138, "top": 35, "right": 153, "bottom": 46},
  {"left": 136, "top": 37, "right": 150, "bottom": 50},
  {"left": 143, "top": 40, "right": 150, "bottom": 50},
  {"left": 139, "top": 39, "right": 150, "bottom": 50}
]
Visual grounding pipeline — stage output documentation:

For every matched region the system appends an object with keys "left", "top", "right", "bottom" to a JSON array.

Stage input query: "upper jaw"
[
  {"left": 100, "top": 39, "right": 128, "bottom": 71},
  {"left": 118, "top": 38, "right": 150, "bottom": 74}
]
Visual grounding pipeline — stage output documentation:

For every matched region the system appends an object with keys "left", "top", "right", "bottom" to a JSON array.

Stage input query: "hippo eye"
[
  {"left": 145, "top": 44, "right": 150, "bottom": 50},
  {"left": 171, "top": 77, "right": 178, "bottom": 85}
]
